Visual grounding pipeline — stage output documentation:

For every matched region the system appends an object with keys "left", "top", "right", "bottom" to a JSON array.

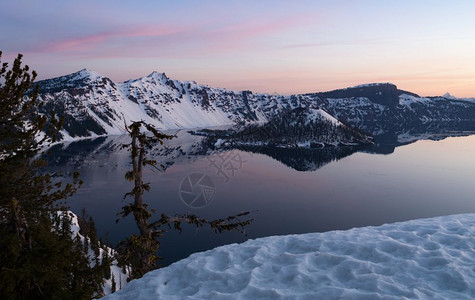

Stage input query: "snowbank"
[{"left": 104, "top": 214, "right": 475, "bottom": 299}]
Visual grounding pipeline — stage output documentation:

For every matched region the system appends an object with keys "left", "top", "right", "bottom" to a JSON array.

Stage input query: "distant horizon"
[{"left": 2, "top": 1, "right": 475, "bottom": 97}]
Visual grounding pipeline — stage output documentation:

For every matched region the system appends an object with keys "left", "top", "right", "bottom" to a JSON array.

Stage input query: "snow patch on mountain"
[
  {"left": 398, "top": 94, "right": 433, "bottom": 111},
  {"left": 311, "top": 108, "right": 341, "bottom": 125},
  {"left": 349, "top": 82, "right": 393, "bottom": 89}
]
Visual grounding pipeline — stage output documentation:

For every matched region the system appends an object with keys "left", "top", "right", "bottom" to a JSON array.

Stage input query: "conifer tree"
[
  {"left": 117, "top": 121, "right": 253, "bottom": 279},
  {"left": 111, "top": 275, "right": 117, "bottom": 293},
  {"left": 88, "top": 216, "right": 100, "bottom": 258},
  {"left": 102, "top": 250, "right": 112, "bottom": 280},
  {"left": 0, "top": 51, "right": 102, "bottom": 299}
]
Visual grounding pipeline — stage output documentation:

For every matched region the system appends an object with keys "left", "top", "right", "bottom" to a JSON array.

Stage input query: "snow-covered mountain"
[
  {"left": 204, "top": 107, "right": 373, "bottom": 150},
  {"left": 36, "top": 69, "right": 304, "bottom": 140},
  {"left": 308, "top": 83, "right": 475, "bottom": 135},
  {"left": 35, "top": 71, "right": 475, "bottom": 141}
]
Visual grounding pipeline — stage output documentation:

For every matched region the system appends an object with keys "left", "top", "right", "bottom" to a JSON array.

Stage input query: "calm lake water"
[{"left": 46, "top": 132, "right": 475, "bottom": 266}]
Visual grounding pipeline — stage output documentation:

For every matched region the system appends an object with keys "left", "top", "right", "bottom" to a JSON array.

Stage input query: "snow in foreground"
[{"left": 104, "top": 214, "right": 475, "bottom": 299}]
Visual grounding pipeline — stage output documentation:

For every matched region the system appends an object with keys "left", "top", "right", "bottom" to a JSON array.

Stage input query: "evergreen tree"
[
  {"left": 0, "top": 52, "right": 102, "bottom": 299},
  {"left": 117, "top": 121, "right": 253, "bottom": 280},
  {"left": 88, "top": 216, "right": 100, "bottom": 258},
  {"left": 83, "top": 236, "right": 90, "bottom": 256},
  {"left": 111, "top": 275, "right": 117, "bottom": 293},
  {"left": 102, "top": 250, "right": 112, "bottom": 280}
]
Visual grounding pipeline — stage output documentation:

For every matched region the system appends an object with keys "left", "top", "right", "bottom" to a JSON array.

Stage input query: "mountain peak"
[
  {"left": 442, "top": 92, "right": 456, "bottom": 99},
  {"left": 34, "top": 68, "right": 107, "bottom": 92},
  {"left": 147, "top": 71, "right": 168, "bottom": 80},
  {"left": 73, "top": 68, "right": 103, "bottom": 80}
]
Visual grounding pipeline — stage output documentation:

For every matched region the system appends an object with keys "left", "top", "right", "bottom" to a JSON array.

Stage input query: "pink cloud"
[
  {"left": 32, "top": 13, "right": 316, "bottom": 59},
  {"left": 38, "top": 25, "right": 188, "bottom": 53}
]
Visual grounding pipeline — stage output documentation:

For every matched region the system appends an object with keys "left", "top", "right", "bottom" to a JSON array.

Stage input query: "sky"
[{"left": 1, "top": 0, "right": 475, "bottom": 97}]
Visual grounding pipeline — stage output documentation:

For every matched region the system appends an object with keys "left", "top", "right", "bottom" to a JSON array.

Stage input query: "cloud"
[
  {"left": 36, "top": 25, "right": 188, "bottom": 53},
  {"left": 281, "top": 38, "right": 388, "bottom": 49},
  {"left": 21, "top": 12, "right": 314, "bottom": 61}
]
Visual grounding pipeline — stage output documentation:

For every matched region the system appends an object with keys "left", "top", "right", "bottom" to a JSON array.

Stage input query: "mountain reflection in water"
[{"left": 43, "top": 123, "right": 475, "bottom": 266}]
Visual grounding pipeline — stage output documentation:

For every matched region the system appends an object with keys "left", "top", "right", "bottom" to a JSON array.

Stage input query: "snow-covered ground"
[
  {"left": 103, "top": 214, "right": 474, "bottom": 299},
  {"left": 62, "top": 211, "right": 129, "bottom": 296}
]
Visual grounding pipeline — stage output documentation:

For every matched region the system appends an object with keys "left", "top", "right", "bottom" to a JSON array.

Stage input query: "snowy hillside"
[
  {"left": 103, "top": 214, "right": 475, "bottom": 299},
  {"left": 208, "top": 107, "right": 372, "bottom": 149},
  {"left": 34, "top": 71, "right": 475, "bottom": 141},
  {"left": 306, "top": 83, "right": 475, "bottom": 136},
  {"left": 35, "top": 70, "right": 307, "bottom": 141},
  {"left": 62, "top": 211, "right": 129, "bottom": 296}
]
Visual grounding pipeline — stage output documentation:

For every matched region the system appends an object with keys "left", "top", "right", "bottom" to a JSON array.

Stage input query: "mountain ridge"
[{"left": 34, "top": 69, "right": 475, "bottom": 141}]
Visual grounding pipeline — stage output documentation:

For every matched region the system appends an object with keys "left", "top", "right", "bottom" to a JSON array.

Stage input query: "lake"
[{"left": 45, "top": 131, "right": 475, "bottom": 266}]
